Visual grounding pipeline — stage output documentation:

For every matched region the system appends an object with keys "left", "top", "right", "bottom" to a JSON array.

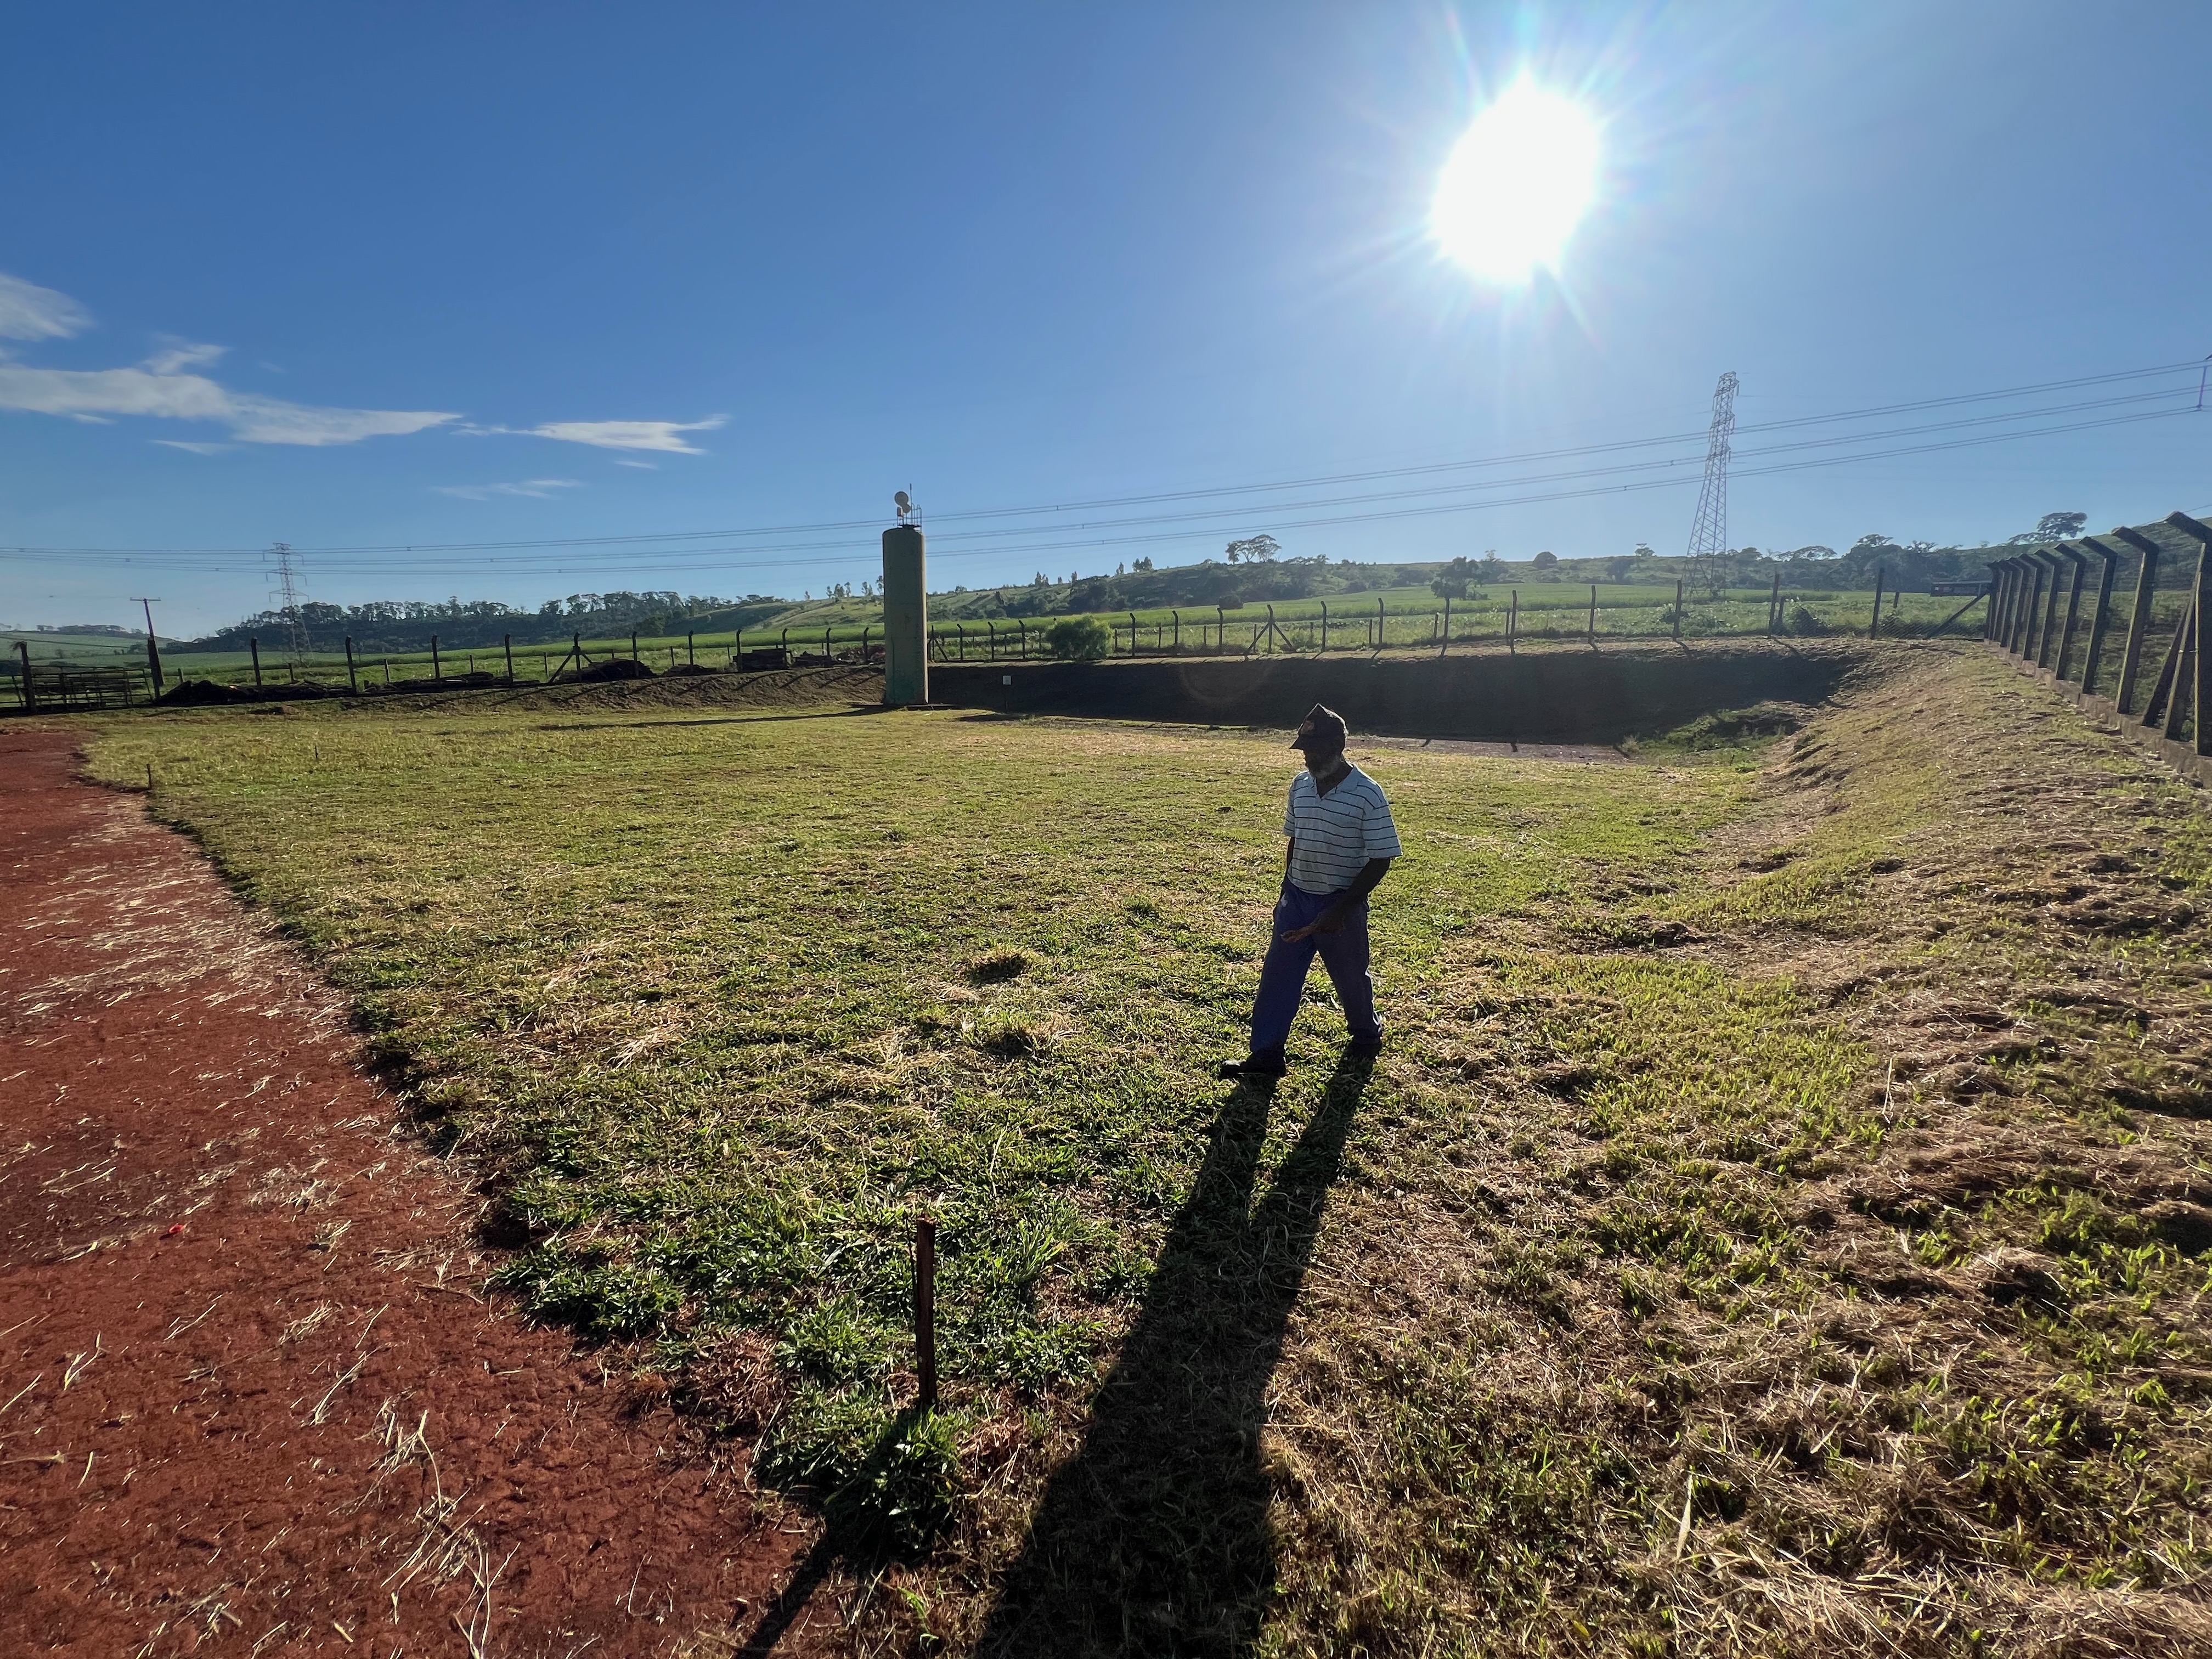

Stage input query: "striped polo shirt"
[{"left": 1284, "top": 763, "right": 1402, "bottom": 894}]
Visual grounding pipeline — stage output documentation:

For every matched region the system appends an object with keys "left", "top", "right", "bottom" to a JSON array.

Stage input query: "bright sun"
[{"left": 1432, "top": 81, "right": 1601, "bottom": 284}]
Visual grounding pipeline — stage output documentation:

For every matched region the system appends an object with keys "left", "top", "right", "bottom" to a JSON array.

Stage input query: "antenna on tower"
[
  {"left": 1684, "top": 372, "right": 1739, "bottom": 595},
  {"left": 894, "top": 488, "right": 918, "bottom": 526},
  {"left": 268, "top": 543, "right": 312, "bottom": 665}
]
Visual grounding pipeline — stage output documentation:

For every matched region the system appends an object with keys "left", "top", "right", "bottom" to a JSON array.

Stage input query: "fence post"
[
  {"left": 2017, "top": 560, "right": 2044, "bottom": 663},
  {"left": 345, "top": 636, "right": 358, "bottom": 692},
  {"left": 1374, "top": 596, "right": 1384, "bottom": 653},
  {"left": 1217, "top": 605, "right": 1228, "bottom": 656},
  {"left": 16, "top": 640, "right": 33, "bottom": 709},
  {"left": 1867, "top": 567, "right": 1886, "bottom": 640},
  {"left": 1985, "top": 561, "right": 2007, "bottom": 641},
  {"left": 1440, "top": 594, "right": 1450, "bottom": 656},
  {"left": 1672, "top": 580, "right": 1683, "bottom": 642},
  {"left": 2077, "top": 541, "right": 2119, "bottom": 695},
  {"left": 2036, "top": 552, "right": 2068, "bottom": 670},
  {"left": 687, "top": 631, "right": 696, "bottom": 668},
  {"left": 2012, "top": 558, "right": 2042, "bottom": 657},
  {"left": 2109, "top": 527, "right": 2163, "bottom": 715},
  {"left": 1508, "top": 588, "right": 1517, "bottom": 652},
  {"left": 1769, "top": 571, "right": 1781, "bottom": 635},
  {"left": 1587, "top": 583, "right": 1597, "bottom": 647},
  {"left": 1171, "top": 610, "right": 1181, "bottom": 653},
  {"left": 502, "top": 633, "right": 515, "bottom": 685},
  {"left": 781, "top": 627, "right": 789, "bottom": 659},
  {"left": 2052, "top": 548, "right": 2089, "bottom": 682},
  {"left": 2169, "top": 511, "right": 2212, "bottom": 756},
  {"left": 251, "top": 636, "right": 263, "bottom": 687}
]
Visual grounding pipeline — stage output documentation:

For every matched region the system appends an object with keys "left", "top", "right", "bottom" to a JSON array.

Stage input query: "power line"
[
  {"left": 9, "top": 401, "right": 2190, "bottom": 581},
  {"left": 4, "top": 357, "right": 2201, "bottom": 562}
]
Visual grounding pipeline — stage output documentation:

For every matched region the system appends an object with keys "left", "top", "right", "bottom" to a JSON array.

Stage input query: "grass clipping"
[{"left": 89, "top": 644, "right": 2212, "bottom": 1656}]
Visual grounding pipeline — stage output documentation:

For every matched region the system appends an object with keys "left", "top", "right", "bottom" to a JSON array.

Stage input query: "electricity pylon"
[
  {"left": 269, "top": 542, "right": 312, "bottom": 664},
  {"left": 1684, "top": 372, "right": 1739, "bottom": 595}
]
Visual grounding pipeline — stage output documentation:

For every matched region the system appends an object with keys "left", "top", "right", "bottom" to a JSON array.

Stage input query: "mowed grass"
[{"left": 82, "top": 656, "right": 2212, "bottom": 1657}]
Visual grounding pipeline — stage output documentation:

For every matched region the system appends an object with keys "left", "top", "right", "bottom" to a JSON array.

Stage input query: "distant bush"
[
  {"left": 1786, "top": 605, "right": 1829, "bottom": 636},
  {"left": 1046, "top": 617, "right": 1111, "bottom": 661}
]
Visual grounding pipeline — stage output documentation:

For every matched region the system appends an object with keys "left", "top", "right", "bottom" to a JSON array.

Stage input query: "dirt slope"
[{"left": 0, "top": 727, "right": 809, "bottom": 1657}]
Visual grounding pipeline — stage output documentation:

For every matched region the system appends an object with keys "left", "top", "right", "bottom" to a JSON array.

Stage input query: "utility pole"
[
  {"left": 132, "top": 597, "right": 165, "bottom": 691},
  {"left": 1684, "top": 373, "right": 1739, "bottom": 596}
]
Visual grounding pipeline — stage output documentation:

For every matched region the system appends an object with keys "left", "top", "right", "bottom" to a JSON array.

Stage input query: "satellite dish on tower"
[{"left": 894, "top": 489, "right": 916, "bottom": 526}]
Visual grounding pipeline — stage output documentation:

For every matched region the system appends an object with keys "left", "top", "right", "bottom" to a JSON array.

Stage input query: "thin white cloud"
[
  {"left": 0, "top": 344, "right": 459, "bottom": 447},
  {"left": 613, "top": 458, "right": 659, "bottom": 470},
  {"left": 495, "top": 416, "right": 726, "bottom": 454},
  {"left": 153, "top": 438, "right": 234, "bottom": 455},
  {"left": 435, "top": 478, "right": 584, "bottom": 500},
  {"left": 144, "top": 339, "right": 228, "bottom": 374},
  {"left": 0, "top": 272, "right": 91, "bottom": 341}
]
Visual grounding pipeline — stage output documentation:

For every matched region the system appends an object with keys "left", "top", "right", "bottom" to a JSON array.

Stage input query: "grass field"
[{"left": 82, "top": 644, "right": 2212, "bottom": 1656}]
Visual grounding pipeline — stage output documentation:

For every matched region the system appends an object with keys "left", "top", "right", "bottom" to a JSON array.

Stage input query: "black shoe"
[
  {"left": 1218, "top": 1055, "right": 1287, "bottom": 1081},
  {"left": 1345, "top": 1038, "right": 1383, "bottom": 1059}
]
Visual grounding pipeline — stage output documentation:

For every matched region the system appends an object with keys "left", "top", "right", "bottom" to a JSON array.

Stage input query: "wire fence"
[
  {"left": 1983, "top": 511, "right": 2209, "bottom": 774},
  {"left": 6, "top": 577, "right": 1984, "bottom": 709}
]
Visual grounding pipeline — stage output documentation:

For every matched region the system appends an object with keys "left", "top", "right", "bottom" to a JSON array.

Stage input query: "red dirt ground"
[{"left": 0, "top": 727, "right": 816, "bottom": 1658}]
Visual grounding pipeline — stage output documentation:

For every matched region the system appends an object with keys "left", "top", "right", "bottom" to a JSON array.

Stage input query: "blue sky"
[{"left": 4, "top": 2, "right": 2209, "bottom": 634}]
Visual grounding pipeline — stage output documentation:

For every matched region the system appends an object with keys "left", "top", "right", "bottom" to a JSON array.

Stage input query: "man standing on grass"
[{"left": 1220, "top": 703, "right": 1400, "bottom": 1081}]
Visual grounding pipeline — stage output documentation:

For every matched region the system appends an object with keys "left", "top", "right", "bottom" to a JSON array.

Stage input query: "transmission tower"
[
  {"left": 1684, "top": 371, "right": 1739, "bottom": 594},
  {"left": 268, "top": 542, "right": 312, "bottom": 665}
]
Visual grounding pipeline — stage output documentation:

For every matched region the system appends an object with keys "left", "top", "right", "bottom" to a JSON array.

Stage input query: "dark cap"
[{"left": 1290, "top": 703, "right": 1348, "bottom": 752}]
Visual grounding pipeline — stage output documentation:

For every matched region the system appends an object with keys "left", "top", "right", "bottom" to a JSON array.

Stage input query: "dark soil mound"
[
  {"left": 157, "top": 679, "right": 338, "bottom": 706},
  {"left": 557, "top": 657, "right": 658, "bottom": 683}
]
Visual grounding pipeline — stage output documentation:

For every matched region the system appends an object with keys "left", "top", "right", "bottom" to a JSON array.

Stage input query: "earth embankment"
[{"left": 930, "top": 639, "right": 1865, "bottom": 742}]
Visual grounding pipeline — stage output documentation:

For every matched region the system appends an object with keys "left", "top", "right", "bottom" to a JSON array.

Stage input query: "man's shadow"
[{"left": 975, "top": 1051, "right": 1374, "bottom": 1656}]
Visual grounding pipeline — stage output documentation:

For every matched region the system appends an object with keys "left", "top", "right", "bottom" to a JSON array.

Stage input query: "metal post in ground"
[
  {"left": 1768, "top": 572, "right": 1781, "bottom": 635},
  {"left": 1508, "top": 589, "right": 1517, "bottom": 652},
  {"left": 16, "top": 640, "right": 33, "bottom": 709},
  {"left": 1984, "top": 561, "right": 2007, "bottom": 641},
  {"left": 1868, "top": 567, "right": 1886, "bottom": 640},
  {"left": 1587, "top": 583, "right": 1597, "bottom": 647},
  {"left": 431, "top": 635, "right": 443, "bottom": 684},
  {"left": 1319, "top": 601, "right": 1328, "bottom": 653},
  {"left": 345, "top": 636, "right": 358, "bottom": 691},
  {"left": 251, "top": 636, "right": 263, "bottom": 687},
  {"left": 2110, "top": 527, "right": 2163, "bottom": 716},
  {"left": 1440, "top": 594, "right": 1451, "bottom": 656},
  {"left": 915, "top": 1216, "right": 938, "bottom": 1412},
  {"left": 1171, "top": 610, "right": 1180, "bottom": 653},
  {"left": 1673, "top": 580, "right": 1684, "bottom": 642}
]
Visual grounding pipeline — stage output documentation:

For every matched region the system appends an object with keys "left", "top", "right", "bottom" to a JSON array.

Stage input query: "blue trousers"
[{"left": 1248, "top": 882, "right": 1380, "bottom": 1060}]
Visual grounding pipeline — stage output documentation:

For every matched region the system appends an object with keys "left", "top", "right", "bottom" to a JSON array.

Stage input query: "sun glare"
[{"left": 1431, "top": 81, "right": 1601, "bottom": 285}]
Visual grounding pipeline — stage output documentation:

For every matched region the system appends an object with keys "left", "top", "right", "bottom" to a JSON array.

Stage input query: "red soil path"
[{"left": 0, "top": 727, "right": 811, "bottom": 1657}]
